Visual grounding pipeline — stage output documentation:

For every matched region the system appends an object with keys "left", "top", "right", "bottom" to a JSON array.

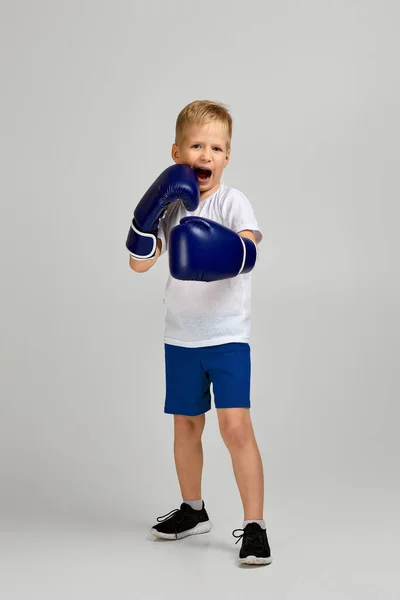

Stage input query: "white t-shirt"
[{"left": 157, "top": 185, "right": 263, "bottom": 348}]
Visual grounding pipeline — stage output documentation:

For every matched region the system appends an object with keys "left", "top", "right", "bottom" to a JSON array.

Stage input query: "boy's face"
[{"left": 171, "top": 122, "right": 230, "bottom": 199}]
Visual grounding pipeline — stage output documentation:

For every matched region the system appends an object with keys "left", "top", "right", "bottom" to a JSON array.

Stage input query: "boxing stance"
[{"left": 127, "top": 100, "right": 272, "bottom": 566}]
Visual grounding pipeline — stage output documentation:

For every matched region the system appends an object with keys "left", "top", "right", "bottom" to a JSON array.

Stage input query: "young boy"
[{"left": 126, "top": 100, "right": 272, "bottom": 565}]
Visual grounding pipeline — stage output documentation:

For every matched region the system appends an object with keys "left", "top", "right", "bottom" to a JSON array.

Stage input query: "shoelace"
[
  {"left": 232, "top": 527, "right": 266, "bottom": 552},
  {"left": 156, "top": 507, "right": 190, "bottom": 539},
  {"left": 156, "top": 508, "right": 181, "bottom": 523}
]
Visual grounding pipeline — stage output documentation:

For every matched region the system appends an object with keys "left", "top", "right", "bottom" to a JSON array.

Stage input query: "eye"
[
  {"left": 213, "top": 147, "right": 222, "bottom": 151},
  {"left": 192, "top": 144, "right": 200, "bottom": 148}
]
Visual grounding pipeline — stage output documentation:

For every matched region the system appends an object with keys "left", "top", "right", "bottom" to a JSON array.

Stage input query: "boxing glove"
[
  {"left": 169, "top": 217, "right": 257, "bottom": 282},
  {"left": 126, "top": 165, "right": 199, "bottom": 259}
]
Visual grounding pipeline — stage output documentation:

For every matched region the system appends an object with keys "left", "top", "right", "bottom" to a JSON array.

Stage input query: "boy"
[{"left": 126, "top": 100, "right": 272, "bottom": 565}]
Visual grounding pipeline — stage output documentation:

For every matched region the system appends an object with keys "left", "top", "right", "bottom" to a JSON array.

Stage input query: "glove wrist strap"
[
  {"left": 239, "top": 237, "right": 258, "bottom": 274},
  {"left": 126, "top": 220, "right": 157, "bottom": 260}
]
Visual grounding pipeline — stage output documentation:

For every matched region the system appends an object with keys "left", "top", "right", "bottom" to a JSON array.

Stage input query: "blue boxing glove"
[
  {"left": 169, "top": 217, "right": 258, "bottom": 282},
  {"left": 126, "top": 165, "right": 199, "bottom": 260}
]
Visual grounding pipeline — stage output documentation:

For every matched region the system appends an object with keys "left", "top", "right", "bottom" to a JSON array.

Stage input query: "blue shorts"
[{"left": 164, "top": 343, "right": 251, "bottom": 416}]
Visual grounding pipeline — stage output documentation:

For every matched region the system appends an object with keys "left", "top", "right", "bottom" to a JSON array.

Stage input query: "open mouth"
[{"left": 195, "top": 168, "right": 212, "bottom": 182}]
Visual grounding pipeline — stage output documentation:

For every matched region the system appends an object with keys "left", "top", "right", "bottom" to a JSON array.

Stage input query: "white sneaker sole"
[
  {"left": 151, "top": 520, "right": 213, "bottom": 540},
  {"left": 239, "top": 555, "right": 273, "bottom": 565}
]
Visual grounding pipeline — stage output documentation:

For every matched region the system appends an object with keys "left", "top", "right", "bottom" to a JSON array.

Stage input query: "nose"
[{"left": 200, "top": 146, "right": 212, "bottom": 162}]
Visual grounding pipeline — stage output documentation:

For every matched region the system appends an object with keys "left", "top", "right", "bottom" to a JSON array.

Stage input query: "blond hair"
[{"left": 175, "top": 100, "right": 232, "bottom": 151}]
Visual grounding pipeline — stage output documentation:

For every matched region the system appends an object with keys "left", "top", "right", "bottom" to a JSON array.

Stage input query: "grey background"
[{"left": 1, "top": 1, "right": 399, "bottom": 598}]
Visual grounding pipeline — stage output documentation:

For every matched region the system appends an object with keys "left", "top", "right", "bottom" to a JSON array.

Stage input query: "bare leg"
[
  {"left": 173, "top": 413, "right": 206, "bottom": 500},
  {"left": 217, "top": 408, "right": 264, "bottom": 520}
]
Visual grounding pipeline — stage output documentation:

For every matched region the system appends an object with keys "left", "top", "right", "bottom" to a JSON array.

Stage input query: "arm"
[
  {"left": 238, "top": 229, "right": 257, "bottom": 245},
  {"left": 129, "top": 238, "right": 162, "bottom": 273}
]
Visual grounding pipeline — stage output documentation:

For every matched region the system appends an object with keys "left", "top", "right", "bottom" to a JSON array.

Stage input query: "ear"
[
  {"left": 171, "top": 143, "right": 181, "bottom": 164},
  {"left": 224, "top": 150, "right": 231, "bottom": 168}
]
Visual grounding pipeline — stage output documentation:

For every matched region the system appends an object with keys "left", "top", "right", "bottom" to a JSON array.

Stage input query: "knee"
[
  {"left": 174, "top": 414, "right": 205, "bottom": 442},
  {"left": 219, "top": 421, "right": 252, "bottom": 449}
]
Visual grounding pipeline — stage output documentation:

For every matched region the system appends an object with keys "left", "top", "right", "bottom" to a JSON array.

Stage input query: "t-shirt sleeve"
[{"left": 221, "top": 190, "right": 263, "bottom": 244}]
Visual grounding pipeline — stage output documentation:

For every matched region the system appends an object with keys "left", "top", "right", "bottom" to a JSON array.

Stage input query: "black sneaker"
[
  {"left": 150, "top": 502, "right": 212, "bottom": 540},
  {"left": 232, "top": 522, "right": 273, "bottom": 565}
]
